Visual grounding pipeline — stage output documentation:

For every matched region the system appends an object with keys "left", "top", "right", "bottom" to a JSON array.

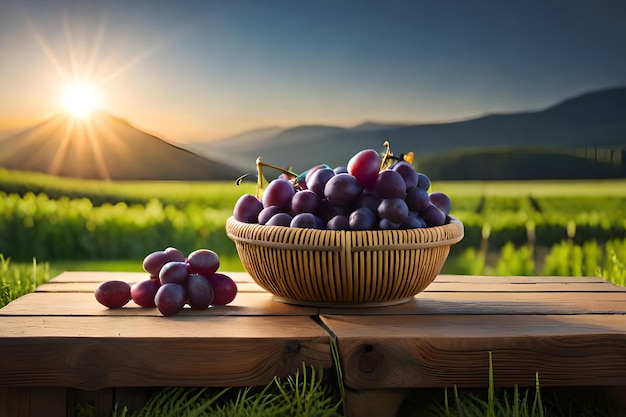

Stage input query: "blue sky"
[{"left": 1, "top": 0, "right": 625, "bottom": 142}]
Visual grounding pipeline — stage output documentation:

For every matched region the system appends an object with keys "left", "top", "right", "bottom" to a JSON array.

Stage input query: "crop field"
[{"left": 1, "top": 169, "right": 625, "bottom": 288}]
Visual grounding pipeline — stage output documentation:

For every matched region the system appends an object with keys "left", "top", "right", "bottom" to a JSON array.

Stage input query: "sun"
[{"left": 61, "top": 83, "right": 99, "bottom": 118}]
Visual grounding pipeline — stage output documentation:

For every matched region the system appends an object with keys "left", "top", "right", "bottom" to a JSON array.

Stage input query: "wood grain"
[
  {"left": 0, "top": 316, "right": 331, "bottom": 390},
  {"left": 321, "top": 314, "right": 626, "bottom": 389},
  {"left": 0, "top": 291, "right": 317, "bottom": 316}
]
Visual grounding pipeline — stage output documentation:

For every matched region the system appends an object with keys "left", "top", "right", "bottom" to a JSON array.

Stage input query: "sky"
[{"left": 1, "top": 0, "right": 625, "bottom": 143}]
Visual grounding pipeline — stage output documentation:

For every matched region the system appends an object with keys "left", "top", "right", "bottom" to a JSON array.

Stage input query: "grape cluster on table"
[
  {"left": 94, "top": 247, "right": 237, "bottom": 316},
  {"left": 233, "top": 148, "right": 452, "bottom": 230}
]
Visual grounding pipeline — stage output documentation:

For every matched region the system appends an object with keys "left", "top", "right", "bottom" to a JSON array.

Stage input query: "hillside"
[
  {"left": 188, "top": 86, "right": 626, "bottom": 178},
  {"left": 0, "top": 111, "right": 242, "bottom": 181}
]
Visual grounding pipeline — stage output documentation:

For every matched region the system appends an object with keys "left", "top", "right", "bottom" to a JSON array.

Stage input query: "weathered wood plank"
[
  {"left": 48, "top": 271, "right": 255, "bottom": 284},
  {"left": 49, "top": 271, "right": 608, "bottom": 285},
  {"left": 0, "top": 291, "right": 318, "bottom": 316},
  {"left": 35, "top": 280, "right": 626, "bottom": 295},
  {"left": 318, "top": 290, "right": 626, "bottom": 315},
  {"left": 0, "top": 387, "right": 67, "bottom": 417},
  {"left": 36, "top": 281, "right": 266, "bottom": 294},
  {"left": 0, "top": 316, "right": 331, "bottom": 390},
  {"left": 10, "top": 285, "right": 626, "bottom": 316},
  {"left": 321, "top": 314, "right": 626, "bottom": 389}
]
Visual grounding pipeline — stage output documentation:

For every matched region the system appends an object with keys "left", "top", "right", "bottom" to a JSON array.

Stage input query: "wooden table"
[{"left": 1, "top": 272, "right": 626, "bottom": 417}]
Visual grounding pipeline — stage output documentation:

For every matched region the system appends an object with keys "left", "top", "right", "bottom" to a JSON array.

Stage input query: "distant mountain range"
[
  {"left": 1, "top": 86, "right": 624, "bottom": 181},
  {"left": 0, "top": 111, "right": 241, "bottom": 181},
  {"left": 186, "top": 86, "right": 626, "bottom": 180}
]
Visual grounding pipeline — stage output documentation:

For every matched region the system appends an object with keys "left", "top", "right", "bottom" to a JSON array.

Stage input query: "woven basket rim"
[{"left": 226, "top": 215, "right": 464, "bottom": 251}]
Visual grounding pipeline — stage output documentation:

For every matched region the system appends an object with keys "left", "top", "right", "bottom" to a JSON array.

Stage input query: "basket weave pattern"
[{"left": 226, "top": 216, "right": 464, "bottom": 306}]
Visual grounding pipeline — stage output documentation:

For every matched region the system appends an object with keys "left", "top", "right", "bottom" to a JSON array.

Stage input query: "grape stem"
[
  {"left": 255, "top": 157, "right": 299, "bottom": 199},
  {"left": 380, "top": 140, "right": 414, "bottom": 171}
]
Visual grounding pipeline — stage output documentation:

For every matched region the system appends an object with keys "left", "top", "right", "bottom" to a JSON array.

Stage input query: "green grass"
[{"left": 432, "top": 179, "right": 626, "bottom": 198}]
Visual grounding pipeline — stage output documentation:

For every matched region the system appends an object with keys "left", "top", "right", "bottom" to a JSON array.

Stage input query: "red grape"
[
  {"left": 164, "top": 247, "right": 186, "bottom": 262},
  {"left": 262, "top": 178, "right": 295, "bottom": 210},
  {"left": 185, "top": 274, "right": 214, "bottom": 309},
  {"left": 159, "top": 261, "right": 189, "bottom": 285},
  {"left": 142, "top": 251, "right": 171, "bottom": 276},
  {"left": 187, "top": 249, "right": 220, "bottom": 277},
  {"left": 131, "top": 279, "right": 161, "bottom": 307},
  {"left": 154, "top": 283, "right": 187, "bottom": 316},
  {"left": 95, "top": 280, "right": 131, "bottom": 308},
  {"left": 347, "top": 149, "right": 381, "bottom": 189},
  {"left": 206, "top": 273, "right": 238, "bottom": 305},
  {"left": 233, "top": 193, "right": 263, "bottom": 223}
]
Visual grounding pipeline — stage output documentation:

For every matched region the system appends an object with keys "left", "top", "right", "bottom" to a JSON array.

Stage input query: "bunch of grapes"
[
  {"left": 94, "top": 247, "right": 237, "bottom": 316},
  {"left": 233, "top": 144, "right": 452, "bottom": 231}
]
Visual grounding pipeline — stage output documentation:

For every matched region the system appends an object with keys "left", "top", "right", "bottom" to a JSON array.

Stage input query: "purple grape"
[
  {"left": 303, "top": 164, "right": 331, "bottom": 189},
  {"left": 377, "top": 198, "right": 409, "bottom": 224},
  {"left": 349, "top": 207, "right": 377, "bottom": 230},
  {"left": 401, "top": 212, "right": 428, "bottom": 229},
  {"left": 130, "top": 278, "right": 161, "bottom": 307},
  {"left": 233, "top": 194, "right": 263, "bottom": 223},
  {"left": 258, "top": 205, "right": 285, "bottom": 224},
  {"left": 154, "top": 283, "right": 187, "bottom": 316},
  {"left": 429, "top": 192, "right": 451, "bottom": 216},
  {"left": 379, "top": 218, "right": 401, "bottom": 230},
  {"left": 290, "top": 212, "right": 321, "bottom": 229},
  {"left": 159, "top": 261, "right": 189, "bottom": 285},
  {"left": 266, "top": 212, "right": 293, "bottom": 226},
  {"left": 416, "top": 172, "right": 431, "bottom": 191},
  {"left": 324, "top": 173, "right": 364, "bottom": 207},
  {"left": 307, "top": 167, "right": 335, "bottom": 197},
  {"left": 357, "top": 190, "right": 382, "bottom": 213},
  {"left": 95, "top": 280, "right": 131, "bottom": 308},
  {"left": 262, "top": 179, "right": 295, "bottom": 210},
  {"left": 185, "top": 273, "right": 214, "bottom": 309},
  {"left": 333, "top": 166, "right": 348, "bottom": 174},
  {"left": 421, "top": 204, "right": 446, "bottom": 227},
  {"left": 326, "top": 215, "right": 350, "bottom": 230},
  {"left": 375, "top": 169, "right": 406, "bottom": 199},
  {"left": 405, "top": 186, "right": 430, "bottom": 212},
  {"left": 391, "top": 161, "right": 418, "bottom": 189},
  {"left": 290, "top": 190, "right": 321, "bottom": 215}
]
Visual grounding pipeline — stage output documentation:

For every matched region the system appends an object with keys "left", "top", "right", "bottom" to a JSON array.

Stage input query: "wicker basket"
[{"left": 226, "top": 216, "right": 464, "bottom": 307}]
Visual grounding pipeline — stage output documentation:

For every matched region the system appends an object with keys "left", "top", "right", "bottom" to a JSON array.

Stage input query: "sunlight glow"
[{"left": 61, "top": 83, "right": 99, "bottom": 117}]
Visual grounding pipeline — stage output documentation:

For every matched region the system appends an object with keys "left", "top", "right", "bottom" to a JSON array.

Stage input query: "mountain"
[
  {"left": 0, "top": 111, "right": 241, "bottom": 181},
  {"left": 188, "top": 86, "right": 626, "bottom": 177}
]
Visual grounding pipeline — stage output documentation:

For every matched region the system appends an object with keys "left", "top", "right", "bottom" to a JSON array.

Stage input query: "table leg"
[{"left": 343, "top": 387, "right": 408, "bottom": 417}]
